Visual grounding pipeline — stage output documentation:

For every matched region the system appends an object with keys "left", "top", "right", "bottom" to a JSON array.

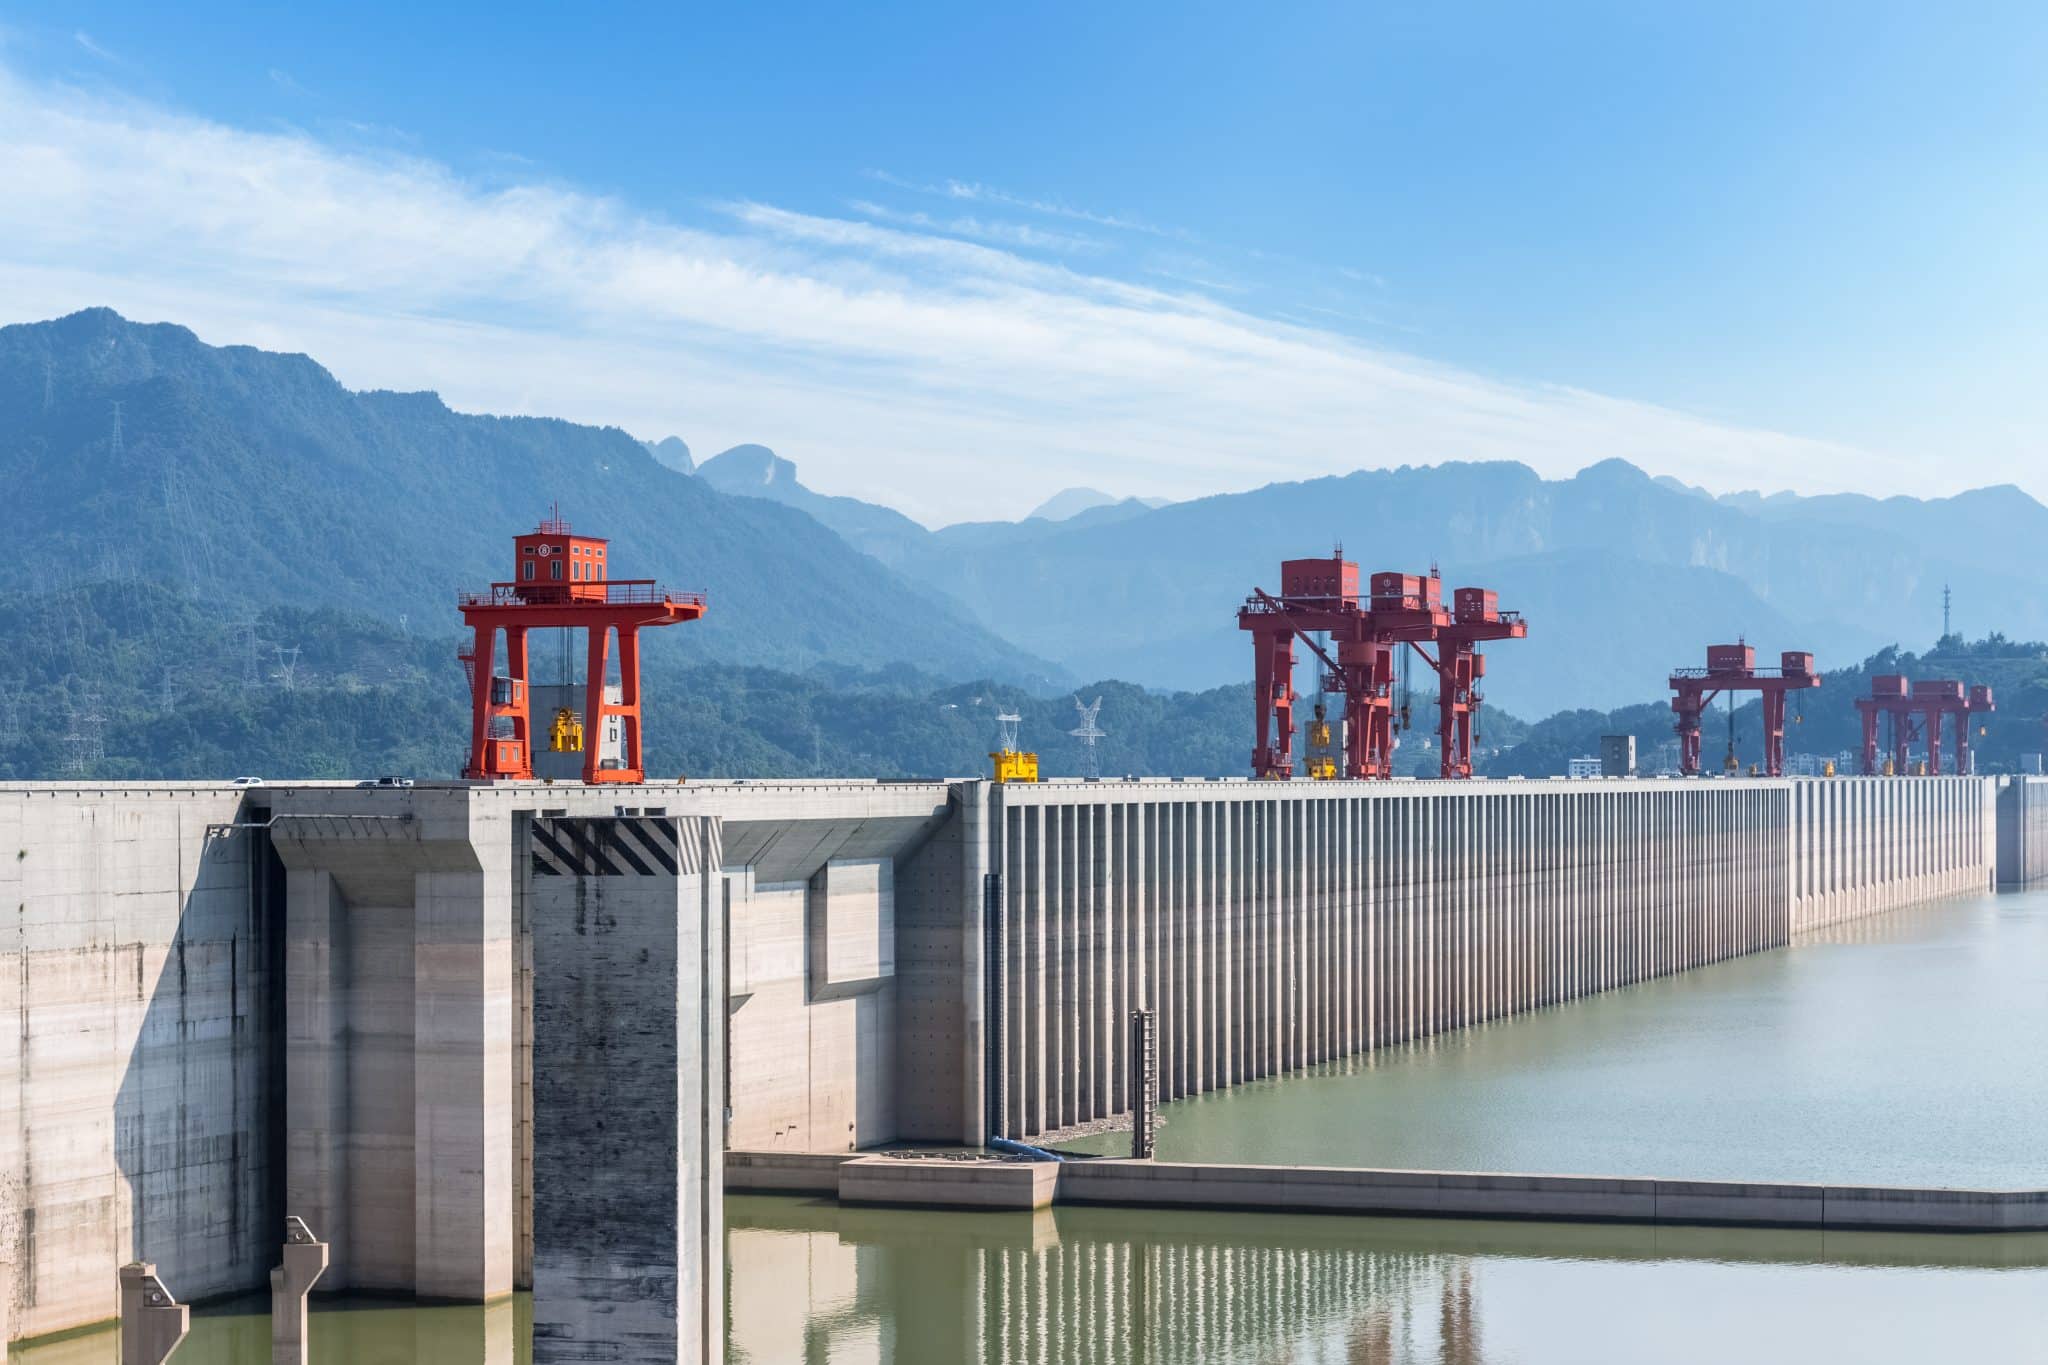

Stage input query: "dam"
[{"left": 0, "top": 772, "right": 2040, "bottom": 1355}]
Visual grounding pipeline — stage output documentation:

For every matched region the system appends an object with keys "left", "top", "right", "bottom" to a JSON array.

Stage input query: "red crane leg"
[
  {"left": 615, "top": 624, "right": 644, "bottom": 781},
  {"left": 1923, "top": 706, "right": 1943, "bottom": 775},
  {"left": 1673, "top": 685, "right": 1704, "bottom": 776},
  {"left": 583, "top": 625, "right": 611, "bottom": 785},
  {"left": 1250, "top": 635, "right": 1268, "bottom": 771},
  {"left": 503, "top": 625, "right": 532, "bottom": 779},
  {"left": 1761, "top": 690, "right": 1786, "bottom": 777},
  {"left": 1272, "top": 633, "right": 1296, "bottom": 778},
  {"left": 1954, "top": 712, "right": 1970, "bottom": 776},
  {"left": 1859, "top": 708, "right": 1877, "bottom": 775},
  {"left": 465, "top": 623, "right": 496, "bottom": 779},
  {"left": 1249, "top": 627, "right": 1294, "bottom": 778}
]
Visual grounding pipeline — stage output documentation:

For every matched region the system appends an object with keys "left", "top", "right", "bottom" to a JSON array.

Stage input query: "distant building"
[
  {"left": 1567, "top": 756, "right": 1602, "bottom": 779},
  {"left": 1599, "top": 734, "right": 1636, "bottom": 778},
  {"left": 2024, "top": 753, "right": 2046, "bottom": 776}
]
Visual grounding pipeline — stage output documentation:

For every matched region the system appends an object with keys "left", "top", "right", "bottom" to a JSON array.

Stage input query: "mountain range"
[
  {"left": 6, "top": 307, "right": 2046, "bottom": 763},
  {"left": 0, "top": 309, "right": 1055, "bottom": 686},
  {"left": 685, "top": 446, "right": 2048, "bottom": 718}
]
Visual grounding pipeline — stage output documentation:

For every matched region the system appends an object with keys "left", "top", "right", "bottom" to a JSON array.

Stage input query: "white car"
[{"left": 229, "top": 776, "right": 265, "bottom": 787}]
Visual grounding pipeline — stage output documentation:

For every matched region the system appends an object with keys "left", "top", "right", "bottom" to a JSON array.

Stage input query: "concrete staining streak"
[{"left": 987, "top": 778, "right": 1994, "bottom": 1142}]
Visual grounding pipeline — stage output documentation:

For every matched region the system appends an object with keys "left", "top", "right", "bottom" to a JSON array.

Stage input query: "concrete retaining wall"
[{"left": 819, "top": 1155, "right": 2048, "bottom": 1233}]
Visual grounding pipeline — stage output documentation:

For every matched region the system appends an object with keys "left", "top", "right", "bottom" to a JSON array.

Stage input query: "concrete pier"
[
  {"left": 118, "top": 1263, "right": 189, "bottom": 1365},
  {"left": 270, "top": 1217, "right": 328, "bottom": 1365},
  {"left": 530, "top": 816, "right": 724, "bottom": 1365}
]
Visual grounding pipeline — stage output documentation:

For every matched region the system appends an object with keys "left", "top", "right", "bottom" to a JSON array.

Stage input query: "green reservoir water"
[
  {"left": 35, "top": 1200, "right": 2044, "bottom": 1364},
  {"left": 1064, "top": 888, "right": 2048, "bottom": 1187}
]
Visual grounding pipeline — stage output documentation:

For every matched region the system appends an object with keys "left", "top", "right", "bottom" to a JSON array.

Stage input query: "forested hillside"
[{"left": 0, "top": 309, "right": 1055, "bottom": 686}]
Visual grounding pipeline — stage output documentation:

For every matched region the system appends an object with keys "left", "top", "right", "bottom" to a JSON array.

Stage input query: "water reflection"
[
  {"left": 728, "top": 1194, "right": 2048, "bottom": 1365},
  {"left": 15, "top": 1295, "right": 526, "bottom": 1365}
]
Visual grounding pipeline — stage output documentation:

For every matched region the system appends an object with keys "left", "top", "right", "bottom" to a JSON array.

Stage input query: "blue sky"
[{"left": 2, "top": 2, "right": 2043, "bottom": 522}]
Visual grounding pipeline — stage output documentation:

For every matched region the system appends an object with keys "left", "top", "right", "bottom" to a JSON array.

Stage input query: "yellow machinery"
[
  {"left": 1823, "top": 758, "right": 1837, "bottom": 777},
  {"left": 548, "top": 707, "right": 584, "bottom": 753},
  {"left": 988, "top": 710, "right": 1038, "bottom": 783},
  {"left": 990, "top": 748, "right": 1040, "bottom": 783},
  {"left": 1304, "top": 700, "right": 1338, "bottom": 780}
]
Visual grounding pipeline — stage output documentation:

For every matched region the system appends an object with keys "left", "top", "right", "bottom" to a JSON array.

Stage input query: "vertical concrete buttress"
[{"left": 530, "top": 814, "right": 723, "bottom": 1365}]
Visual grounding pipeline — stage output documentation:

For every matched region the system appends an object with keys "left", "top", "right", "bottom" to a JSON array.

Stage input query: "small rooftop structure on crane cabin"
[{"left": 458, "top": 512, "right": 705, "bottom": 784}]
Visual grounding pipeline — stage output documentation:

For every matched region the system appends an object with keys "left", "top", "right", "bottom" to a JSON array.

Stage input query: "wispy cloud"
[
  {"left": 268, "top": 67, "right": 310, "bottom": 96},
  {"left": 845, "top": 199, "right": 1103, "bottom": 254},
  {"left": 72, "top": 31, "right": 123, "bottom": 65},
  {"left": 0, "top": 63, "right": 1928, "bottom": 525},
  {"left": 867, "top": 168, "right": 1170, "bottom": 237}
]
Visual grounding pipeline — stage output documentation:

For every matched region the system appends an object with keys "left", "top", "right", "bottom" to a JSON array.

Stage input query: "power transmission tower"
[
  {"left": 43, "top": 358, "right": 54, "bottom": 413},
  {"left": 109, "top": 400, "right": 124, "bottom": 459},
  {"left": 158, "top": 669, "right": 178, "bottom": 711},
  {"left": 1069, "top": 695, "right": 1106, "bottom": 779},
  {"left": 1943, "top": 583, "right": 1953, "bottom": 642},
  {"left": 0, "top": 679, "right": 24, "bottom": 745},
  {"left": 63, "top": 688, "right": 106, "bottom": 777},
  {"left": 229, "top": 618, "right": 261, "bottom": 688},
  {"left": 272, "top": 645, "right": 302, "bottom": 692}
]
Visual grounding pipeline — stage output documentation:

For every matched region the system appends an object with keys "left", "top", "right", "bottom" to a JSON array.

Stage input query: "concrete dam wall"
[
  {"left": 981, "top": 776, "right": 1993, "bottom": 1142},
  {"left": 1996, "top": 776, "right": 2048, "bottom": 888},
  {"left": 0, "top": 773, "right": 2005, "bottom": 1346}
]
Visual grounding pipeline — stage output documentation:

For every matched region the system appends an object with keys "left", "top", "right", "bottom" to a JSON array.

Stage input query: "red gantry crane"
[
  {"left": 1668, "top": 643, "right": 1821, "bottom": 777},
  {"left": 1238, "top": 554, "right": 1527, "bottom": 780},
  {"left": 458, "top": 511, "right": 705, "bottom": 783},
  {"left": 1414, "top": 587, "right": 1527, "bottom": 779},
  {"left": 1855, "top": 675, "right": 1995, "bottom": 775}
]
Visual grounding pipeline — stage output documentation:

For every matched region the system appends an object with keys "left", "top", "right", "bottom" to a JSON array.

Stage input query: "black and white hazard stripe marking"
[{"left": 530, "top": 817, "right": 684, "bottom": 877}]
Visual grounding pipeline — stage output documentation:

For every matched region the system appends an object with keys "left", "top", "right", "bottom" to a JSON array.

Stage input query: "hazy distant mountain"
[
  {"left": 1026, "top": 486, "right": 1171, "bottom": 521},
  {"left": 644, "top": 434, "right": 694, "bottom": 475},
  {"left": 0, "top": 309, "right": 1057, "bottom": 685},
  {"left": 881, "top": 457, "right": 2048, "bottom": 717},
  {"left": 695, "top": 442, "right": 931, "bottom": 567}
]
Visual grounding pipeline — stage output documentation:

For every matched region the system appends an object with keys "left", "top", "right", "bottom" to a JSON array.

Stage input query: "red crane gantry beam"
[{"left": 1667, "top": 644, "right": 1821, "bottom": 777}]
